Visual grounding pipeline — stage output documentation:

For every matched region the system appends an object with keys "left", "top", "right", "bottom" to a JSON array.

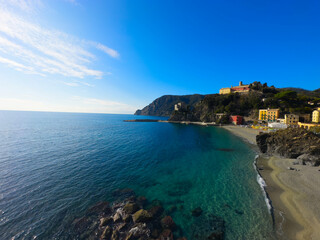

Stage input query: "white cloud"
[
  {"left": 0, "top": 5, "right": 119, "bottom": 79},
  {"left": 96, "top": 43, "right": 120, "bottom": 59},
  {"left": 0, "top": 97, "right": 137, "bottom": 114}
]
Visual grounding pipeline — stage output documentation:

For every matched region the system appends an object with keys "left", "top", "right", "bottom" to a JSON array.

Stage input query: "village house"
[
  {"left": 312, "top": 108, "right": 320, "bottom": 123},
  {"left": 258, "top": 108, "right": 280, "bottom": 122},
  {"left": 230, "top": 115, "right": 243, "bottom": 125}
]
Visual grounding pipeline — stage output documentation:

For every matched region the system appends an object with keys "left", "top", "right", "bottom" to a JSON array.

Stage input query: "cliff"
[
  {"left": 134, "top": 94, "right": 205, "bottom": 117},
  {"left": 256, "top": 128, "right": 320, "bottom": 166}
]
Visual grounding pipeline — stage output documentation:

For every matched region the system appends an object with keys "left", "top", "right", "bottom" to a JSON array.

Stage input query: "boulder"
[
  {"left": 113, "top": 212, "right": 122, "bottom": 223},
  {"left": 101, "top": 226, "right": 112, "bottom": 240},
  {"left": 123, "top": 202, "right": 140, "bottom": 214},
  {"left": 160, "top": 229, "right": 173, "bottom": 240},
  {"left": 161, "top": 216, "right": 176, "bottom": 230},
  {"left": 132, "top": 209, "right": 152, "bottom": 223},
  {"left": 100, "top": 217, "right": 113, "bottom": 227},
  {"left": 297, "top": 154, "right": 320, "bottom": 166},
  {"left": 148, "top": 205, "right": 164, "bottom": 218}
]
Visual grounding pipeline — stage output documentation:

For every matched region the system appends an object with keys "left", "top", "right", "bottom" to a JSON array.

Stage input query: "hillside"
[
  {"left": 134, "top": 94, "right": 205, "bottom": 117},
  {"left": 134, "top": 82, "right": 320, "bottom": 120}
]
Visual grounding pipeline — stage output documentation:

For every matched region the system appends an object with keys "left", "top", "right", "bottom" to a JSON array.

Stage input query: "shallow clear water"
[{"left": 0, "top": 111, "right": 275, "bottom": 239}]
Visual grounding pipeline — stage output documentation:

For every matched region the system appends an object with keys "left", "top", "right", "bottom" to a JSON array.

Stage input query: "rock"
[
  {"left": 148, "top": 205, "right": 164, "bottom": 218},
  {"left": 88, "top": 202, "right": 111, "bottom": 215},
  {"left": 132, "top": 209, "right": 152, "bottom": 223},
  {"left": 136, "top": 196, "right": 147, "bottom": 207},
  {"left": 101, "top": 226, "right": 112, "bottom": 240},
  {"left": 128, "top": 223, "right": 151, "bottom": 238},
  {"left": 167, "top": 205, "right": 177, "bottom": 214},
  {"left": 125, "top": 232, "right": 135, "bottom": 240},
  {"left": 73, "top": 217, "right": 90, "bottom": 232},
  {"left": 161, "top": 216, "right": 176, "bottom": 230},
  {"left": 113, "top": 212, "right": 122, "bottom": 222},
  {"left": 256, "top": 128, "right": 320, "bottom": 162},
  {"left": 151, "top": 228, "right": 161, "bottom": 238},
  {"left": 117, "top": 222, "right": 127, "bottom": 232},
  {"left": 297, "top": 154, "right": 320, "bottom": 166},
  {"left": 123, "top": 214, "right": 132, "bottom": 223},
  {"left": 191, "top": 207, "right": 203, "bottom": 217},
  {"left": 287, "top": 167, "right": 295, "bottom": 170},
  {"left": 160, "top": 229, "right": 173, "bottom": 240},
  {"left": 100, "top": 217, "right": 113, "bottom": 227},
  {"left": 112, "top": 188, "right": 135, "bottom": 199},
  {"left": 111, "top": 230, "right": 119, "bottom": 240},
  {"left": 207, "top": 231, "right": 224, "bottom": 240},
  {"left": 123, "top": 202, "right": 140, "bottom": 214}
]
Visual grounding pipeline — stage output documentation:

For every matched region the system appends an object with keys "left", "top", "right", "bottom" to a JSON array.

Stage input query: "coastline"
[{"left": 222, "top": 125, "right": 320, "bottom": 240}]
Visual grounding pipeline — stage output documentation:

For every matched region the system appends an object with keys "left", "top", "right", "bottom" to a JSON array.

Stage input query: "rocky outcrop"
[
  {"left": 71, "top": 190, "right": 189, "bottom": 240},
  {"left": 256, "top": 128, "right": 320, "bottom": 166},
  {"left": 134, "top": 94, "right": 205, "bottom": 116}
]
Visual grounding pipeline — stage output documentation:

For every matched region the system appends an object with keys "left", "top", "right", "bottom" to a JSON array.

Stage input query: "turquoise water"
[{"left": 0, "top": 111, "right": 275, "bottom": 239}]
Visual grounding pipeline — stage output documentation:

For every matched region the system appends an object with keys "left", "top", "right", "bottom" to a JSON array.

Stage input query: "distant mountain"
[{"left": 134, "top": 94, "right": 205, "bottom": 117}]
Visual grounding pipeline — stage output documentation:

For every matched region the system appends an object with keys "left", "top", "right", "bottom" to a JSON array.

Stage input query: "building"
[
  {"left": 219, "top": 81, "right": 250, "bottom": 95},
  {"left": 299, "top": 114, "right": 311, "bottom": 123},
  {"left": 298, "top": 122, "right": 320, "bottom": 130},
  {"left": 312, "top": 108, "right": 320, "bottom": 123},
  {"left": 174, "top": 102, "right": 186, "bottom": 111},
  {"left": 230, "top": 115, "right": 243, "bottom": 125},
  {"left": 284, "top": 114, "right": 299, "bottom": 125},
  {"left": 258, "top": 109, "right": 280, "bottom": 122}
]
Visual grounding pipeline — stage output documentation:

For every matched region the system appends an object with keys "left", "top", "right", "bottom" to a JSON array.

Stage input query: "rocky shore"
[
  {"left": 256, "top": 128, "right": 320, "bottom": 166},
  {"left": 71, "top": 189, "right": 224, "bottom": 240}
]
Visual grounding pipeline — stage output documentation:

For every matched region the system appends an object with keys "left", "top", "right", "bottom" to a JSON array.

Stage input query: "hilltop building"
[
  {"left": 219, "top": 81, "right": 250, "bottom": 95},
  {"left": 259, "top": 109, "right": 280, "bottom": 122},
  {"left": 312, "top": 108, "right": 320, "bottom": 123}
]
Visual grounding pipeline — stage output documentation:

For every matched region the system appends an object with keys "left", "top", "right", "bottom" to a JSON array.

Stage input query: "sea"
[{"left": 0, "top": 111, "right": 275, "bottom": 239}]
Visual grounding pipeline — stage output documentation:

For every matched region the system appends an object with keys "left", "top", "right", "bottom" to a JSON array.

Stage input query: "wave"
[{"left": 253, "top": 155, "right": 273, "bottom": 213}]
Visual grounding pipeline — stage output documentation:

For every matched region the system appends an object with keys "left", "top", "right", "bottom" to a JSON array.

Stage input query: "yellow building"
[
  {"left": 312, "top": 108, "right": 320, "bottom": 123},
  {"left": 284, "top": 114, "right": 299, "bottom": 125},
  {"left": 219, "top": 88, "right": 231, "bottom": 94},
  {"left": 259, "top": 109, "right": 280, "bottom": 122}
]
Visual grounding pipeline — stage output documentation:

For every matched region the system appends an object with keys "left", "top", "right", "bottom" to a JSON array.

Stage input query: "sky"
[{"left": 0, "top": 0, "right": 319, "bottom": 114}]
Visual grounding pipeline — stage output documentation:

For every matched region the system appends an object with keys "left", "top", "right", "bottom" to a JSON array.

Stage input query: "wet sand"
[{"left": 222, "top": 125, "right": 320, "bottom": 240}]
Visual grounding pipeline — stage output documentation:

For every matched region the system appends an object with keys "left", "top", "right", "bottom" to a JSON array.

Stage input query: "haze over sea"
[{"left": 0, "top": 111, "right": 274, "bottom": 239}]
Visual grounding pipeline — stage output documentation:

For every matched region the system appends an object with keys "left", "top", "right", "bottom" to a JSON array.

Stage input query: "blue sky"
[{"left": 0, "top": 0, "right": 319, "bottom": 113}]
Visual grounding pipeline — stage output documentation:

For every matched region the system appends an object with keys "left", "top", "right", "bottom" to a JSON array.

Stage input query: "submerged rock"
[
  {"left": 161, "top": 216, "right": 176, "bottom": 230},
  {"left": 148, "top": 205, "right": 164, "bottom": 218},
  {"left": 191, "top": 207, "right": 203, "bottom": 217}
]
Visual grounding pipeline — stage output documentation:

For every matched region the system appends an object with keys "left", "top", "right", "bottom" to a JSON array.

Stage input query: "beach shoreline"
[{"left": 221, "top": 125, "right": 320, "bottom": 240}]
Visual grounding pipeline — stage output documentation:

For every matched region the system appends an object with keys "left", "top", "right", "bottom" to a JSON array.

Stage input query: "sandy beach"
[{"left": 222, "top": 125, "right": 320, "bottom": 240}]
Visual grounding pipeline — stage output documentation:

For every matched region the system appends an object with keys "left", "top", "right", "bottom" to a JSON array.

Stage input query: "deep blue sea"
[{"left": 0, "top": 111, "right": 275, "bottom": 239}]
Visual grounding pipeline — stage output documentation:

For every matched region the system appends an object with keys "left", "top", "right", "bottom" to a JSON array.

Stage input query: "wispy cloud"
[
  {"left": 0, "top": 97, "right": 137, "bottom": 114},
  {"left": 0, "top": 4, "right": 119, "bottom": 79}
]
